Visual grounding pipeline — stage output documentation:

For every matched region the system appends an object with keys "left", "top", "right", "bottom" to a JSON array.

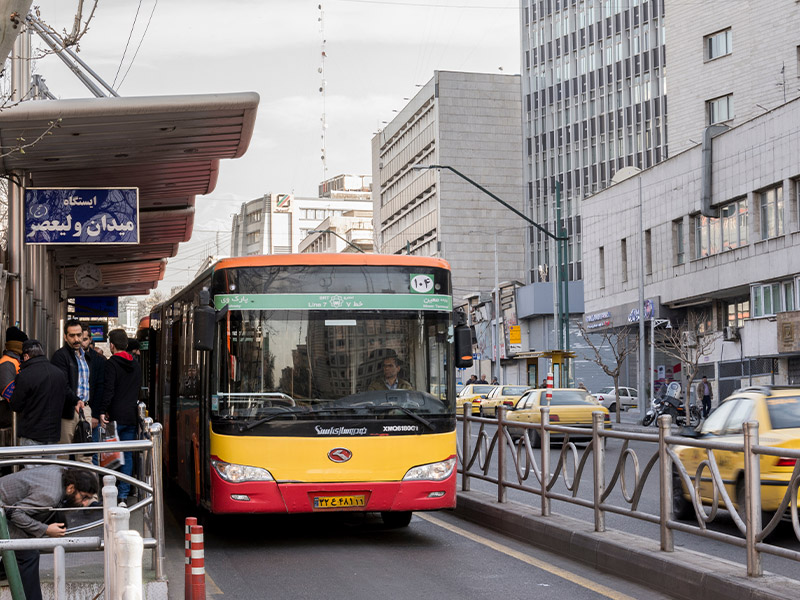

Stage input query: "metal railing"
[
  {"left": 457, "top": 403, "right": 800, "bottom": 578},
  {"left": 0, "top": 418, "right": 166, "bottom": 584}
]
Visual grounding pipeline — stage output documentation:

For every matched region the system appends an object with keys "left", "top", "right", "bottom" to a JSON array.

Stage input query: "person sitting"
[{"left": 368, "top": 353, "right": 412, "bottom": 391}]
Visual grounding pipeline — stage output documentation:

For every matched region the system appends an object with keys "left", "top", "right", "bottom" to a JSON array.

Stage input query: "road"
[
  {"left": 161, "top": 484, "right": 671, "bottom": 600},
  {"left": 459, "top": 417, "right": 800, "bottom": 582}
]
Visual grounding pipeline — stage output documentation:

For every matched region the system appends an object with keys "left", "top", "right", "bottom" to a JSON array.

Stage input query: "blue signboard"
[
  {"left": 72, "top": 296, "right": 119, "bottom": 318},
  {"left": 24, "top": 188, "right": 139, "bottom": 244}
]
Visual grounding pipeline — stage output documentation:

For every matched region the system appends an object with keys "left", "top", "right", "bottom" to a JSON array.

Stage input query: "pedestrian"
[
  {"left": 0, "top": 327, "right": 28, "bottom": 439},
  {"left": 696, "top": 375, "right": 713, "bottom": 419},
  {"left": 10, "top": 340, "right": 73, "bottom": 455},
  {"left": 467, "top": 374, "right": 478, "bottom": 385},
  {"left": 50, "top": 320, "right": 95, "bottom": 459},
  {"left": 475, "top": 375, "right": 488, "bottom": 384},
  {"left": 127, "top": 339, "right": 141, "bottom": 361},
  {"left": 490, "top": 376, "right": 499, "bottom": 385},
  {"left": 577, "top": 381, "right": 588, "bottom": 392},
  {"left": 81, "top": 324, "right": 106, "bottom": 463},
  {"left": 95, "top": 329, "right": 142, "bottom": 506},
  {"left": 0, "top": 465, "right": 98, "bottom": 600}
]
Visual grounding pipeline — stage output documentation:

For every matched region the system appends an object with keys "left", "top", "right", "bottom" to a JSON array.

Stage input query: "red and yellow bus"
[{"left": 144, "top": 254, "right": 471, "bottom": 526}]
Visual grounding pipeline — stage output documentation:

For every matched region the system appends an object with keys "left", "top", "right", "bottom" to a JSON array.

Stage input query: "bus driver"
[{"left": 368, "top": 353, "right": 412, "bottom": 391}]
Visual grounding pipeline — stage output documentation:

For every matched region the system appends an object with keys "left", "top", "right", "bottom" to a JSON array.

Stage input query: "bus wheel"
[{"left": 381, "top": 511, "right": 412, "bottom": 528}]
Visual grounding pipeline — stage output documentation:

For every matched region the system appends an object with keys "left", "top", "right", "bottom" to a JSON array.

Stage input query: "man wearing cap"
[
  {"left": 0, "top": 327, "right": 28, "bottom": 437},
  {"left": 10, "top": 340, "right": 73, "bottom": 450}
]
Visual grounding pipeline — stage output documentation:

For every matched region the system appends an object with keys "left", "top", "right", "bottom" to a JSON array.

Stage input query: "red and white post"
[
  {"left": 190, "top": 524, "right": 206, "bottom": 600},
  {"left": 184, "top": 517, "right": 197, "bottom": 599},
  {"left": 546, "top": 371, "right": 553, "bottom": 404}
]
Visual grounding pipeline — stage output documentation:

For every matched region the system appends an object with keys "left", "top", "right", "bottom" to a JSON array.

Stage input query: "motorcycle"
[{"left": 642, "top": 381, "right": 701, "bottom": 427}]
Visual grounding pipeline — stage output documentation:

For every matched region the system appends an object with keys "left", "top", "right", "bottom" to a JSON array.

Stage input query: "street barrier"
[
  {"left": 457, "top": 402, "right": 800, "bottom": 578},
  {"left": 184, "top": 516, "right": 197, "bottom": 596},
  {"left": 186, "top": 522, "right": 206, "bottom": 600}
]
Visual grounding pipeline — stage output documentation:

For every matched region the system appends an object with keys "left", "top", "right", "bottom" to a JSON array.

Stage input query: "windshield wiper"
[
  {"left": 238, "top": 406, "right": 357, "bottom": 432},
  {"left": 370, "top": 405, "right": 435, "bottom": 431}
]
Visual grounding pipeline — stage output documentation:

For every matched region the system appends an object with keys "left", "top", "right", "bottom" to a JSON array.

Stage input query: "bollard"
[
  {"left": 103, "top": 475, "right": 118, "bottom": 600},
  {"left": 108, "top": 507, "right": 130, "bottom": 600},
  {"left": 546, "top": 371, "right": 553, "bottom": 404},
  {"left": 115, "top": 530, "right": 144, "bottom": 600},
  {"left": 54, "top": 544, "right": 66, "bottom": 600},
  {"left": 184, "top": 517, "right": 197, "bottom": 598},
  {"left": 190, "top": 525, "right": 206, "bottom": 600}
]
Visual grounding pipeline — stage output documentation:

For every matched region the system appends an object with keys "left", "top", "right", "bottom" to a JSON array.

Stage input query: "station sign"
[{"left": 24, "top": 188, "right": 139, "bottom": 244}]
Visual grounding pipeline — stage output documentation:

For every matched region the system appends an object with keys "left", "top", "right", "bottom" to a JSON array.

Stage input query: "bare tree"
[
  {"left": 578, "top": 323, "right": 638, "bottom": 424},
  {"left": 654, "top": 311, "right": 715, "bottom": 417}
]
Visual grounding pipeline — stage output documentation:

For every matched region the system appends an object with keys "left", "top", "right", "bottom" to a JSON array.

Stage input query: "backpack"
[{"left": 73, "top": 408, "right": 92, "bottom": 444}]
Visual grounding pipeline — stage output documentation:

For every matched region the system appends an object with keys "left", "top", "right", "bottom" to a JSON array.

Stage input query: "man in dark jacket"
[
  {"left": 0, "top": 326, "right": 27, "bottom": 432},
  {"left": 10, "top": 340, "right": 74, "bottom": 449},
  {"left": 0, "top": 466, "right": 98, "bottom": 600},
  {"left": 80, "top": 324, "right": 106, "bottom": 462},
  {"left": 51, "top": 319, "right": 95, "bottom": 462},
  {"left": 95, "top": 329, "right": 142, "bottom": 504}
]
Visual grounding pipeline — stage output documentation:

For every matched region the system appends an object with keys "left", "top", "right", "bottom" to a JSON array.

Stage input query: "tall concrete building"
[
  {"left": 371, "top": 70, "right": 525, "bottom": 300},
  {"left": 521, "top": 0, "right": 667, "bottom": 285},
  {"left": 230, "top": 176, "right": 372, "bottom": 256},
  {"left": 664, "top": 0, "right": 800, "bottom": 154}
]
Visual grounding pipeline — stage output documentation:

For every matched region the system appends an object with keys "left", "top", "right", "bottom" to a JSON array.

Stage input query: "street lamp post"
[
  {"left": 308, "top": 229, "right": 366, "bottom": 253},
  {"left": 412, "top": 163, "right": 571, "bottom": 356}
]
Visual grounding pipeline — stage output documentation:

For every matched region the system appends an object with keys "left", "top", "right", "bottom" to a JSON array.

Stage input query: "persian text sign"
[
  {"left": 215, "top": 293, "right": 453, "bottom": 312},
  {"left": 25, "top": 188, "right": 139, "bottom": 244}
]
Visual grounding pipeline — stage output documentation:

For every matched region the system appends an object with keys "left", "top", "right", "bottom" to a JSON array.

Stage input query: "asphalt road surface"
[
  {"left": 162, "top": 483, "right": 673, "bottom": 600},
  {"left": 459, "top": 419, "right": 800, "bottom": 582}
]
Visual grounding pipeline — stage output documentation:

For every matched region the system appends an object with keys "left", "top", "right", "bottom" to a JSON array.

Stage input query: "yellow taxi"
[
  {"left": 505, "top": 388, "right": 609, "bottom": 447},
  {"left": 457, "top": 384, "right": 498, "bottom": 415},
  {"left": 481, "top": 385, "right": 533, "bottom": 417},
  {"left": 672, "top": 386, "right": 800, "bottom": 520}
]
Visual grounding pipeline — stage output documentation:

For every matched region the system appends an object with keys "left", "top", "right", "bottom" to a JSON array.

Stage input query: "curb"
[{"left": 453, "top": 490, "right": 800, "bottom": 600}]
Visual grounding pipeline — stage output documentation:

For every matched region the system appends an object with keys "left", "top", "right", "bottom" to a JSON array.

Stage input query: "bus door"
[{"left": 168, "top": 318, "right": 181, "bottom": 477}]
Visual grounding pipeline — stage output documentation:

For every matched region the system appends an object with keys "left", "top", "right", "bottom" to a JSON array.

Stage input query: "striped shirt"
[{"left": 75, "top": 348, "right": 90, "bottom": 403}]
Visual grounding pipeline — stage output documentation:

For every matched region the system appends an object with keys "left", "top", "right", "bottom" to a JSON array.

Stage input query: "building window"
[
  {"left": 726, "top": 299, "right": 750, "bottom": 328},
  {"left": 599, "top": 246, "right": 605, "bottom": 289},
  {"left": 694, "top": 213, "right": 721, "bottom": 258},
  {"left": 645, "top": 229, "right": 652, "bottom": 275},
  {"left": 621, "top": 238, "right": 628, "bottom": 282},
  {"left": 246, "top": 211, "right": 262, "bottom": 224},
  {"left": 760, "top": 186, "right": 784, "bottom": 239},
  {"left": 707, "top": 94, "right": 734, "bottom": 125},
  {"left": 705, "top": 28, "right": 732, "bottom": 60},
  {"left": 246, "top": 231, "right": 261, "bottom": 246},
  {"left": 721, "top": 198, "right": 748, "bottom": 250},
  {"left": 674, "top": 218, "right": 684, "bottom": 265},
  {"left": 752, "top": 281, "right": 794, "bottom": 318}
]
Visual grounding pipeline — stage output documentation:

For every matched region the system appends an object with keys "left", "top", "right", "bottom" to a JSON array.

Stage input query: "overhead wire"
[
  {"left": 112, "top": 0, "right": 144, "bottom": 89},
  {"left": 117, "top": 0, "right": 159, "bottom": 91}
]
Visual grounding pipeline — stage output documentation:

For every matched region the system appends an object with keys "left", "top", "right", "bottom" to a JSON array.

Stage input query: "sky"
[{"left": 30, "top": 0, "right": 520, "bottom": 294}]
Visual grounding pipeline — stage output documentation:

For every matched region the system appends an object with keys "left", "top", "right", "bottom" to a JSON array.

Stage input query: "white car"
[{"left": 593, "top": 386, "right": 638, "bottom": 412}]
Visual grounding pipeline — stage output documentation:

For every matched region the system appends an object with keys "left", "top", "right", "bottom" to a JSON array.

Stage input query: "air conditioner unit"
[
  {"left": 724, "top": 325, "right": 739, "bottom": 341},
  {"left": 681, "top": 331, "right": 697, "bottom": 348}
]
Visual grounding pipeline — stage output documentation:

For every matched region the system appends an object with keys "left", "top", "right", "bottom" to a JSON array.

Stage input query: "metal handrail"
[{"left": 457, "top": 402, "right": 800, "bottom": 579}]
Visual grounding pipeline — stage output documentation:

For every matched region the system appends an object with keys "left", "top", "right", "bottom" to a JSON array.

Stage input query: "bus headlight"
[
  {"left": 402, "top": 457, "right": 456, "bottom": 481},
  {"left": 211, "top": 459, "right": 274, "bottom": 483}
]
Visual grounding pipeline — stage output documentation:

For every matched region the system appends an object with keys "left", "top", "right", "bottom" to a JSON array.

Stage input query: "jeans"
[
  {"left": 702, "top": 395, "right": 712, "bottom": 419},
  {"left": 116, "top": 424, "right": 137, "bottom": 501},
  {"left": 16, "top": 548, "right": 42, "bottom": 600}
]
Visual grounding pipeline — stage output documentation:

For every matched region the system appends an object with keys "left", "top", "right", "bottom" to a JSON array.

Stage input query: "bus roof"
[{"left": 213, "top": 254, "right": 451, "bottom": 271}]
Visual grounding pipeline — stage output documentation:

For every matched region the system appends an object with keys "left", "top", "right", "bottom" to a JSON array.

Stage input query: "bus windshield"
[{"left": 213, "top": 309, "right": 453, "bottom": 421}]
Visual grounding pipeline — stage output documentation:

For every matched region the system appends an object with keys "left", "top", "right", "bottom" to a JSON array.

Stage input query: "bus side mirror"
[
  {"left": 454, "top": 326, "right": 473, "bottom": 368},
  {"left": 194, "top": 289, "right": 215, "bottom": 351}
]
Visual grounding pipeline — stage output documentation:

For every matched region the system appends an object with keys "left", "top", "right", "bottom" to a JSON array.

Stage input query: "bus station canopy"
[{"left": 0, "top": 92, "right": 259, "bottom": 296}]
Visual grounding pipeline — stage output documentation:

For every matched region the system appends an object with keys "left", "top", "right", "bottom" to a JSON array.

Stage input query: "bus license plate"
[{"left": 313, "top": 495, "right": 366, "bottom": 509}]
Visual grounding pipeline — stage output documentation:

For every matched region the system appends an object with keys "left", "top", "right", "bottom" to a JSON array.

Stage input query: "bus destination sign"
[{"left": 215, "top": 293, "right": 453, "bottom": 312}]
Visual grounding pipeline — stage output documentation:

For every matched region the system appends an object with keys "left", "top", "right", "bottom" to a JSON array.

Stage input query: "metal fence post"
[
  {"left": 497, "top": 405, "right": 506, "bottom": 503},
  {"left": 658, "top": 414, "right": 674, "bottom": 552},
  {"left": 592, "top": 411, "right": 605, "bottom": 532},
  {"left": 103, "top": 475, "right": 118, "bottom": 600},
  {"left": 149, "top": 422, "right": 167, "bottom": 580},
  {"left": 0, "top": 508, "right": 25, "bottom": 599},
  {"left": 54, "top": 544, "right": 66, "bottom": 600},
  {"left": 540, "top": 405, "right": 550, "bottom": 517},
  {"left": 744, "top": 420, "right": 763, "bottom": 577},
  {"left": 461, "top": 402, "right": 471, "bottom": 492}
]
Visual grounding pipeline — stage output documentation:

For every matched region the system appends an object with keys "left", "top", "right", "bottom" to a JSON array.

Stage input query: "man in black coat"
[
  {"left": 50, "top": 319, "right": 95, "bottom": 461},
  {"left": 10, "top": 340, "right": 74, "bottom": 448},
  {"left": 95, "top": 329, "right": 142, "bottom": 504}
]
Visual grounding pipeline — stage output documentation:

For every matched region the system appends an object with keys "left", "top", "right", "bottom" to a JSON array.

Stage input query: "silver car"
[{"left": 593, "top": 386, "right": 638, "bottom": 412}]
